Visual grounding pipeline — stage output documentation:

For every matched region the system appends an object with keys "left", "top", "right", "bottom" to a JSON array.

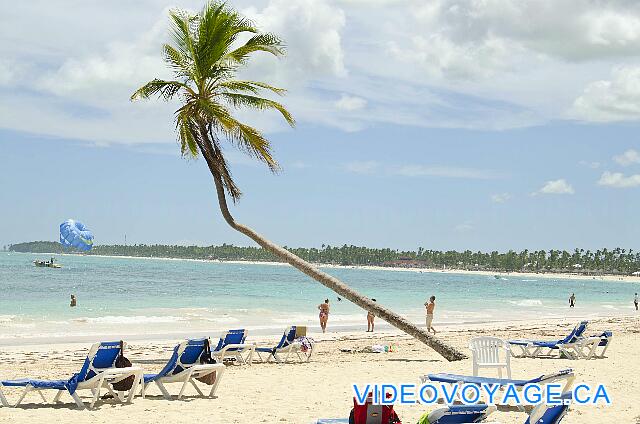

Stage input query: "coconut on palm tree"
[{"left": 131, "top": 1, "right": 466, "bottom": 361}]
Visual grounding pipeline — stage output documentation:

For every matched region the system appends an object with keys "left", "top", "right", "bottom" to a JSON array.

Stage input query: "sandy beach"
[{"left": 0, "top": 315, "right": 637, "bottom": 423}]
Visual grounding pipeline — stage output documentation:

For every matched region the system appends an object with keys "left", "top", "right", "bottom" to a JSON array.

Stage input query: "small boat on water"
[{"left": 33, "top": 259, "right": 62, "bottom": 268}]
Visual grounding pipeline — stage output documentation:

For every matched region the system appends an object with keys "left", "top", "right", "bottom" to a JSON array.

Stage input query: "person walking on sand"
[
  {"left": 424, "top": 296, "right": 437, "bottom": 335},
  {"left": 318, "top": 299, "right": 330, "bottom": 333},
  {"left": 367, "top": 299, "right": 376, "bottom": 332},
  {"left": 634, "top": 293, "right": 638, "bottom": 311},
  {"left": 569, "top": 293, "right": 576, "bottom": 308}
]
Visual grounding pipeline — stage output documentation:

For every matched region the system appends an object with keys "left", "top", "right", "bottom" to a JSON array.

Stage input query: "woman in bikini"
[
  {"left": 318, "top": 299, "right": 330, "bottom": 333},
  {"left": 367, "top": 299, "right": 376, "bottom": 332}
]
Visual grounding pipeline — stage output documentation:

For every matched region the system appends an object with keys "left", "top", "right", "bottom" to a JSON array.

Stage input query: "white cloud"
[
  {"left": 614, "top": 149, "right": 640, "bottom": 166},
  {"left": 335, "top": 94, "right": 367, "bottom": 111},
  {"left": 0, "top": 61, "right": 16, "bottom": 86},
  {"left": 290, "top": 161, "right": 310, "bottom": 169},
  {"left": 243, "top": 0, "right": 346, "bottom": 79},
  {"left": 5, "top": 0, "right": 640, "bottom": 142},
  {"left": 491, "top": 193, "right": 511, "bottom": 203},
  {"left": 394, "top": 165, "right": 500, "bottom": 179},
  {"left": 597, "top": 171, "right": 640, "bottom": 188},
  {"left": 344, "top": 160, "right": 378, "bottom": 175},
  {"left": 570, "top": 66, "right": 640, "bottom": 122},
  {"left": 454, "top": 221, "right": 474, "bottom": 233},
  {"left": 535, "top": 179, "right": 575, "bottom": 195},
  {"left": 578, "top": 160, "right": 601, "bottom": 169},
  {"left": 0, "top": 0, "right": 349, "bottom": 144}
]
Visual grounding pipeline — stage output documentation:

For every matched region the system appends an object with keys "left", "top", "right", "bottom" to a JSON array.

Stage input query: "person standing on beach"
[
  {"left": 424, "top": 296, "right": 437, "bottom": 335},
  {"left": 634, "top": 293, "right": 638, "bottom": 311},
  {"left": 569, "top": 293, "right": 576, "bottom": 308},
  {"left": 367, "top": 299, "right": 376, "bottom": 332},
  {"left": 318, "top": 299, "right": 330, "bottom": 333}
]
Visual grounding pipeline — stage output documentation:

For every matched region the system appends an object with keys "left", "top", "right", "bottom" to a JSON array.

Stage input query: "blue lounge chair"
[
  {"left": 420, "top": 369, "right": 575, "bottom": 410},
  {"left": 587, "top": 331, "right": 613, "bottom": 358},
  {"left": 211, "top": 329, "right": 255, "bottom": 365},
  {"left": 425, "top": 392, "right": 572, "bottom": 423},
  {"left": 508, "top": 321, "right": 589, "bottom": 358},
  {"left": 0, "top": 341, "right": 142, "bottom": 409},
  {"left": 142, "top": 338, "right": 225, "bottom": 400},
  {"left": 256, "top": 326, "right": 311, "bottom": 363}
]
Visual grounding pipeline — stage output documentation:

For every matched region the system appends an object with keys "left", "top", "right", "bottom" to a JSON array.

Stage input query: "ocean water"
[{"left": 0, "top": 252, "right": 638, "bottom": 345}]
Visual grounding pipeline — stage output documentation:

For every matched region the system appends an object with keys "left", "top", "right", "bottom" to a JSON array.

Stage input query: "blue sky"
[{"left": 1, "top": 0, "right": 639, "bottom": 251}]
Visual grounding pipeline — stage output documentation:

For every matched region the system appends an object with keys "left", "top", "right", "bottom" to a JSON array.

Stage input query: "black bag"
[
  {"left": 112, "top": 340, "right": 135, "bottom": 391},
  {"left": 195, "top": 338, "right": 218, "bottom": 385}
]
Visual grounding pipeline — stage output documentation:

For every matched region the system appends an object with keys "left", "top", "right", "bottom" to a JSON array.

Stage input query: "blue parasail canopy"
[{"left": 60, "top": 219, "right": 94, "bottom": 251}]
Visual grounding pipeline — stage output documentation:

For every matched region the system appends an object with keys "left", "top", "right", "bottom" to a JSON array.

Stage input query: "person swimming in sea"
[
  {"left": 367, "top": 299, "right": 376, "bottom": 332},
  {"left": 70, "top": 294, "right": 77, "bottom": 307},
  {"left": 318, "top": 299, "right": 330, "bottom": 333}
]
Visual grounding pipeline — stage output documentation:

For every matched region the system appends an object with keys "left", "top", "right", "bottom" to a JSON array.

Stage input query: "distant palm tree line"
[{"left": 8, "top": 241, "right": 639, "bottom": 275}]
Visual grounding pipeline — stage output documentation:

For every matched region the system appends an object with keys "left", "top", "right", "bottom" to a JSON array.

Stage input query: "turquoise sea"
[{"left": 0, "top": 252, "right": 638, "bottom": 345}]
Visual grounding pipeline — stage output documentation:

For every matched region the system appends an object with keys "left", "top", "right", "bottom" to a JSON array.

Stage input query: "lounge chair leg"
[
  {"left": 14, "top": 385, "right": 31, "bottom": 407},
  {"left": 89, "top": 376, "right": 105, "bottom": 409},
  {"left": 155, "top": 381, "right": 171, "bottom": 400},
  {"left": 177, "top": 379, "right": 190, "bottom": 399},
  {"left": 190, "top": 380, "right": 204, "bottom": 397},
  {"left": 53, "top": 390, "right": 63, "bottom": 403},
  {"left": 208, "top": 367, "right": 224, "bottom": 398},
  {"left": 0, "top": 386, "right": 8, "bottom": 407},
  {"left": 37, "top": 389, "right": 47, "bottom": 403},
  {"left": 71, "top": 392, "right": 85, "bottom": 409},
  {"left": 127, "top": 375, "right": 141, "bottom": 403}
]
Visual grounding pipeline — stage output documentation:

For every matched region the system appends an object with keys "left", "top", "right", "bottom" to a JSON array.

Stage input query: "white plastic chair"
[{"left": 469, "top": 336, "right": 512, "bottom": 378}]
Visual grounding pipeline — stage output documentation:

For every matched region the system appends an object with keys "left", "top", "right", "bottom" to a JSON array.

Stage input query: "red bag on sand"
[{"left": 349, "top": 393, "right": 402, "bottom": 424}]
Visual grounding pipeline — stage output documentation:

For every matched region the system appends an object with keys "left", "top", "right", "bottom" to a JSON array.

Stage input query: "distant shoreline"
[{"left": 9, "top": 251, "right": 640, "bottom": 283}]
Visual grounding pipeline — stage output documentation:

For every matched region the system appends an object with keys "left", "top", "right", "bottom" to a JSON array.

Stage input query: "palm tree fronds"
[
  {"left": 162, "top": 44, "right": 193, "bottom": 78},
  {"left": 224, "top": 33, "right": 284, "bottom": 65},
  {"left": 223, "top": 121, "right": 280, "bottom": 173},
  {"left": 130, "top": 79, "right": 191, "bottom": 101},
  {"left": 175, "top": 107, "right": 200, "bottom": 158},
  {"left": 220, "top": 92, "right": 295, "bottom": 126},
  {"left": 218, "top": 80, "right": 286, "bottom": 96}
]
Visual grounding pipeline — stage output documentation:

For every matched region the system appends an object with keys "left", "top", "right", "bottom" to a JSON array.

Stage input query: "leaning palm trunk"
[
  {"left": 132, "top": 1, "right": 466, "bottom": 363},
  {"left": 197, "top": 145, "right": 466, "bottom": 362}
]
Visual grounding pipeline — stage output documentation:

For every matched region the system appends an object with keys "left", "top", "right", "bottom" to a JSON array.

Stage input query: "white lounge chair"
[
  {"left": 255, "top": 326, "right": 312, "bottom": 363},
  {"left": 211, "top": 329, "right": 255, "bottom": 365},
  {"left": 469, "top": 336, "right": 511, "bottom": 378},
  {"left": 141, "top": 338, "right": 225, "bottom": 400},
  {"left": 564, "top": 331, "right": 613, "bottom": 360},
  {"left": 425, "top": 391, "right": 572, "bottom": 423},
  {"left": 420, "top": 369, "right": 575, "bottom": 411},
  {"left": 0, "top": 341, "right": 143, "bottom": 409},
  {"left": 508, "top": 321, "right": 588, "bottom": 358}
]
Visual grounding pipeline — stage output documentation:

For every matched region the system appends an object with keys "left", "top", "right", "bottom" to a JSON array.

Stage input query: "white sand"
[{"left": 0, "top": 315, "right": 638, "bottom": 423}]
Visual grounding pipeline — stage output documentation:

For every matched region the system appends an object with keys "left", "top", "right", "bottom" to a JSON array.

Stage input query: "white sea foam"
[
  {"left": 508, "top": 299, "right": 543, "bottom": 307},
  {"left": 0, "top": 315, "right": 16, "bottom": 323},
  {"left": 72, "top": 315, "right": 188, "bottom": 325}
]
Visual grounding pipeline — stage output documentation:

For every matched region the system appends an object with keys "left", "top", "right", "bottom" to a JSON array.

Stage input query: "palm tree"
[{"left": 131, "top": 1, "right": 465, "bottom": 361}]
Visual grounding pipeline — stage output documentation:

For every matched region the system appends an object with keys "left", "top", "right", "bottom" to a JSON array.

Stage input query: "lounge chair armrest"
[
  {"left": 192, "top": 363, "right": 225, "bottom": 371},
  {"left": 214, "top": 343, "right": 255, "bottom": 353}
]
